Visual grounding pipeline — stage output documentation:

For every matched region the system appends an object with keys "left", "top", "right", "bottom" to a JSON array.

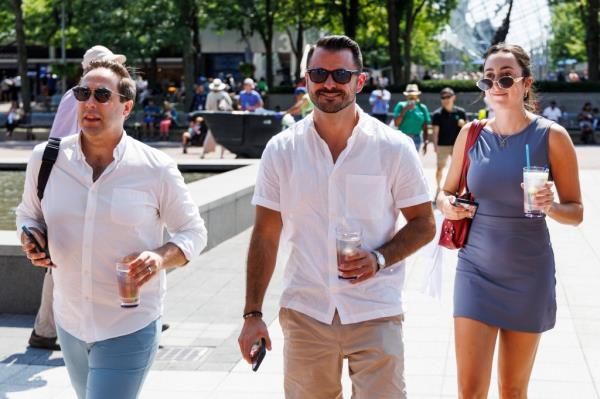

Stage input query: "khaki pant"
[
  {"left": 34, "top": 270, "right": 56, "bottom": 338},
  {"left": 436, "top": 145, "right": 453, "bottom": 170},
  {"left": 279, "top": 308, "right": 406, "bottom": 399}
]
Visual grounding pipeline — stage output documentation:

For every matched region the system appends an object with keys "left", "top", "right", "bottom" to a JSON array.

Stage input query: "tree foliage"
[{"left": 548, "top": 2, "right": 586, "bottom": 66}]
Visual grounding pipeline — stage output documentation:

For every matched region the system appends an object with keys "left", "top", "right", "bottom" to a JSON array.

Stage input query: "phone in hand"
[
  {"left": 453, "top": 198, "right": 479, "bottom": 217},
  {"left": 21, "top": 226, "right": 50, "bottom": 260},
  {"left": 251, "top": 338, "right": 266, "bottom": 372}
]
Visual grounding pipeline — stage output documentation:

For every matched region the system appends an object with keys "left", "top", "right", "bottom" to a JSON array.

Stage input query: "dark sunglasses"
[
  {"left": 73, "top": 86, "right": 127, "bottom": 103},
  {"left": 476, "top": 76, "right": 524, "bottom": 91},
  {"left": 307, "top": 68, "right": 360, "bottom": 84},
  {"left": 440, "top": 95, "right": 453, "bottom": 100}
]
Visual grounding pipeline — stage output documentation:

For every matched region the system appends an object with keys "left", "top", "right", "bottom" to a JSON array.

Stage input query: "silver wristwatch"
[{"left": 371, "top": 250, "right": 386, "bottom": 273}]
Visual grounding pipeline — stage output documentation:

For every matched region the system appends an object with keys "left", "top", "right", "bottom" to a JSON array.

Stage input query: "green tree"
[
  {"left": 11, "top": 0, "right": 32, "bottom": 113},
  {"left": 548, "top": 2, "right": 586, "bottom": 67},
  {"left": 549, "top": 0, "right": 599, "bottom": 81}
]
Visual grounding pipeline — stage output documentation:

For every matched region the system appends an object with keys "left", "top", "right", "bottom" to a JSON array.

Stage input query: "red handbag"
[{"left": 438, "top": 120, "right": 486, "bottom": 249}]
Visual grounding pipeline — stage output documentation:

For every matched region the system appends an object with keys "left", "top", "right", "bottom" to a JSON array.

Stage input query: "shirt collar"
[
  {"left": 305, "top": 104, "right": 368, "bottom": 137},
  {"left": 75, "top": 130, "right": 128, "bottom": 162}
]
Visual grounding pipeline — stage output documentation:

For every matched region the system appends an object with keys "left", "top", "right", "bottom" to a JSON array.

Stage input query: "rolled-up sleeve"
[
  {"left": 391, "top": 141, "right": 430, "bottom": 209},
  {"left": 15, "top": 144, "right": 47, "bottom": 237},
  {"left": 159, "top": 160, "right": 207, "bottom": 261},
  {"left": 251, "top": 141, "right": 280, "bottom": 212}
]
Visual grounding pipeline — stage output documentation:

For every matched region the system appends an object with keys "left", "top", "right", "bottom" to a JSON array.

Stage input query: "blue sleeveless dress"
[{"left": 454, "top": 117, "right": 556, "bottom": 333}]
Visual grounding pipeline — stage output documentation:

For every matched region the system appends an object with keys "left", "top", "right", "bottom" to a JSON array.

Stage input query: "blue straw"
[{"left": 525, "top": 144, "right": 531, "bottom": 169}]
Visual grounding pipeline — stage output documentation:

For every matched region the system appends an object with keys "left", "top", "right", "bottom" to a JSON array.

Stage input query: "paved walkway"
[{"left": 0, "top": 160, "right": 599, "bottom": 398}]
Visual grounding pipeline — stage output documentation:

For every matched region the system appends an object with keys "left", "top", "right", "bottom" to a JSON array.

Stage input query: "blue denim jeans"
[
  {"left": 407, "top": 134, "right": 422, "bottom": 151},
  {"left": 56, "top": 319, "right": 160, "bottom": 399}
]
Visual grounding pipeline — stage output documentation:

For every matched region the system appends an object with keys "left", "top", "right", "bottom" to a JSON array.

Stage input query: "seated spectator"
[
  {"left": 578, "top": 102, "right": 596, "bottom": 144},
  {"left": 238, "top": 78, "right": 263, "bottom": 111},
  {"left": 191, "top": 85, "right": 207, "bottom": 111},
  {"left": 159, "top": 113, "right": 172, "bottom": 141},
  {"left": 181, "top": 116, "right": 207, "bottom": 154},
  {"left": 143, "top": 99, "right": 160, "bottom": 140},
  {"left": 5, "top": 101, "right": 22, "bottom": 138},
  {"left": 542, "top": 100, "right": 562, "bottom": 123}
]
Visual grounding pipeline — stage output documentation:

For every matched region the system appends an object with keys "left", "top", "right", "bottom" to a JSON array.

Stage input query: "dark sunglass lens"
[
  {"left": 497, "top": 76, "right": 515, "bottom": 89},
  {"left": 332, "top": 69, "right": 352, "bottom": 84},
  {"left": 477, "top": 79, "right": 493, "bottom": 91},
  {"left": 441, "top": 96, "right": 451, "bottom": 100},
  {"left": 309, "top": 69, "right": 328, "bottom": 83},
  {"left": 94, "top": 88, "right": 112, "bottom": 103},
  {"left": 73, "top": 87, "right": 91, "bottom": 101}
]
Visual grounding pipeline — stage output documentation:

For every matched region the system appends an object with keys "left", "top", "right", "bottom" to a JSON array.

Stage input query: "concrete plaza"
[{"left": 0, "top": 144, "right": 598, "bottom": 398}]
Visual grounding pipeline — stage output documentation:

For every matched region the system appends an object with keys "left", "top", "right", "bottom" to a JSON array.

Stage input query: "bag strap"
[
  {"left": 457, "top": 120, "right": 486, "bottom": 195},
  {"left": 37, "top": 137, "right": 61, "bottom": 201}
]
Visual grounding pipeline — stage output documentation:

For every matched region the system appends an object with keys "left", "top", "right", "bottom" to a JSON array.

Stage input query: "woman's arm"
[
  {"left": 542, "top": 124, "right": 583, "bottom": 225},
  {"left": 436, "top": 123, "right": 475, "bottom": 220}
]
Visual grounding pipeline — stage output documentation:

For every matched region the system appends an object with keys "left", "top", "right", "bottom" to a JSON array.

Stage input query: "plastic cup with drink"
[
  {"left": 116, "top": 262, "right": 140, "bottom": 308},
  {"left": 523, "top": 166, "right": 549, "bottom": 218},
  {"left": 335, "top": 224, "right": 362, "bottom": 280}
]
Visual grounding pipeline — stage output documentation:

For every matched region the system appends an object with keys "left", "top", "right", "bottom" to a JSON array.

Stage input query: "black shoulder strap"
[{"left": 37, "top": 137, "right": 61, "bottom": 201}]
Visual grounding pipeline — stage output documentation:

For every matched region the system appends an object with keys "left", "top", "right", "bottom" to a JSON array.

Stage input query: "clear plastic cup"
[
  {"left": 116, "top": 262, "right": 140, "bottom": 308},
  {"left": 335, "top": 225, "right": 362, "bottom": 280},
  {"left": 523, "top": 166, "right": 549, "bottom": 218}
]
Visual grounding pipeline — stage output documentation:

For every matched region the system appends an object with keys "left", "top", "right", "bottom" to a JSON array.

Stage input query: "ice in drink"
[
  {"left": 336, "top": 228, "right": 362, "bottom": 280},
  {"left": 116, "top": 263, "right": 140, "bottom": 308},
  {"left": 523, "top": 167, "right": 549, "bottom": 218}
]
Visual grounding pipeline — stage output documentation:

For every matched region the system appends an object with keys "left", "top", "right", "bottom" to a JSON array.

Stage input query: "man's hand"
[
  {"left": 122, "top": 251, "right": 163, "bottom": 287},
  {"left": 338, "top": 248, "right": 378, "bottom": 284},
  {"left": 238, "top": 317, "right": 272, "bottom": 364},
  {"left": 21, "top": 227, "right": 53, "bottom": 268}
]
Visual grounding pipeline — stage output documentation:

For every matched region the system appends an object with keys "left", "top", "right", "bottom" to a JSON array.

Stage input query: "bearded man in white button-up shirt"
[
  {"left": 238, "top": 36, "right": 435, "bottom": 398},
  {"left": 17, "top": 60, "right": 207, "bottom": 399}
]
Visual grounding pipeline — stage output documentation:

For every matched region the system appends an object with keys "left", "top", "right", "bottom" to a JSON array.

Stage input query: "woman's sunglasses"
[
  {"left": 73, "top": 86, "right": 127, "bottom": 103},
  {"left": 476, "top": 76, "right": 524, "bottom": 91},
  {"left": 307, "top": 68, "right": 360, "bottom": 84}
]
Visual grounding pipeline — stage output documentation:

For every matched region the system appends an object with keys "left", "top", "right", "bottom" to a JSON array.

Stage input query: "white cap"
[
  {"left": 82, "top": 45, "right": 126, "bottom": 68},
  {"left": 243, "top": 78, "right": 255, "bottom": 87}
]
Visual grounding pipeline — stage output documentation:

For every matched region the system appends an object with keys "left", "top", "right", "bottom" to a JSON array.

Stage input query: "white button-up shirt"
[
  {"left": 252, "top": 108, "right": 429, "bottom": 325},
  {"left": 16, "top": 133, "right": 207, "bottom": 342}
]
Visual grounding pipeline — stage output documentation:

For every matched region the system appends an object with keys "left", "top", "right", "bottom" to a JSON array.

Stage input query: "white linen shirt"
[
  {"left": 252, "top": 107, "right": 430, "bottom": 325},
  {"left": 16, "top": 133, "right": 207, "bottom": 342}
]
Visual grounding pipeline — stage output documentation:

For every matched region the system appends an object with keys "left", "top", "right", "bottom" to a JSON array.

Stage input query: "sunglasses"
[
  {"left": 307, "top": 68, "right": 360, "bottom": 84},
  {"left": 440, "top": 96, "right": 453, "bottom": 100},
  {"left": 476, "top": 76, "right": 524, "bottom": 91},
  {"left": 73, "top": 86, "right": 127, "bottom": 103}
]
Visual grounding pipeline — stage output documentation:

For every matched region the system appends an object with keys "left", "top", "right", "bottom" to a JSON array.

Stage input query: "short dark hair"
[
  {"left": 82, "top": 60, "right": 136, "bottom": 103},
  {"left": 306, "top": 35, "right": 363, "bottom": 71}
]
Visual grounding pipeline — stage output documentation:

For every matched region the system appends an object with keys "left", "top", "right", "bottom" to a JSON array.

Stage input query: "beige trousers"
[{"left": 279, "top": 308, "right": 406, "bottom": 399}]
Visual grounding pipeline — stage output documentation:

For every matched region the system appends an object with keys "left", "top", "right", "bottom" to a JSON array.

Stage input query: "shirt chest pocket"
[
  {"left": 110, "top": 188, "right": 156, "bottom": 226},
  {"left": 344, "top": 175, "right": 386, "bottom": 220}
]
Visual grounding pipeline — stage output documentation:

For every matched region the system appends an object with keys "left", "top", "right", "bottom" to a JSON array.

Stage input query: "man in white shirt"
[
  {"left": 29, "top": 45, "right": 127, "bottom": 352},
  {"left": 238, "top": 35, "right": 435, "bottom": 398},
  {"left": 17, "top": 60, "right": 206, "bottom": 398},
  {"left": 542, "top": 100, "right": 562, "bottom": 123}
]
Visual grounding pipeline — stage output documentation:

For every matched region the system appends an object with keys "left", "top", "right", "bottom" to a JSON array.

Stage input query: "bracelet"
[{"left": 243, "top": 310, "right": 263, "bottom": 319}]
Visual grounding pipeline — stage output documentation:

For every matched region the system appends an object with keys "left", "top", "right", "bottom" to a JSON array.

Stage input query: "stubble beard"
[{"left": 309, "top": 84, "right": 357, "bottom": 114}]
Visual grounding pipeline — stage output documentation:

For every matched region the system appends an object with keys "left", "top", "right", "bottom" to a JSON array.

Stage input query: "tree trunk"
[
  {"left": 586, "top": 0, "right": 599, "bottom": 81},
  {"left": 264, "top": 0, "right": 275, "bottom": 88},
  {"left": 340, "top": 0, "right": 359, "bottom": 39},
  {"left": 295, "top": 20, "right": 304, "bottom": 80},
  {"left": 402, "top": 0, "right": 414, "bottom": 85},
  {"left": 183, "top": 33, "right": 196, "bottom": 111},
  {"left": 192, "top": 7, "right": 203, "bottom": 80},
  {"left": 181, "top": 1, "right": 198, "bottom": 111},
  {"left": 387, "top": 0, "right": 402, "bottom": 85},
  {"left": 149, "top": 56, "right": 158, "bottom": 92},
  {"left": 12, "top": 0, "right": 31, "bottom": 113},
  {"left": 491, "top": 0, "right": 514, "bottom": 46}
]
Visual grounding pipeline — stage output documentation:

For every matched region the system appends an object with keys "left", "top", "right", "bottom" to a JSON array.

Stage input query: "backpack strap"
[{"left": 37, "top": 137, "right": 61, "bottom": 201}]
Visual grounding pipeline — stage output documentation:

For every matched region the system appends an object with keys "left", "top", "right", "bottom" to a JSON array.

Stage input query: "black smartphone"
[
  {"left": 21, "top": 226, "right": 50, "bottom": 259},
  {"left": 453, "top": 198, "right": 479, "bottom": 216},
  {"left": 251, "top": 338, "right": 267, "bottom": 372}
]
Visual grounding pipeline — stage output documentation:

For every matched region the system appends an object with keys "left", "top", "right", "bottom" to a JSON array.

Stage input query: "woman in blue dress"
[{"left": 437, "top": 43, "right": 583, "bottom": 398}]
